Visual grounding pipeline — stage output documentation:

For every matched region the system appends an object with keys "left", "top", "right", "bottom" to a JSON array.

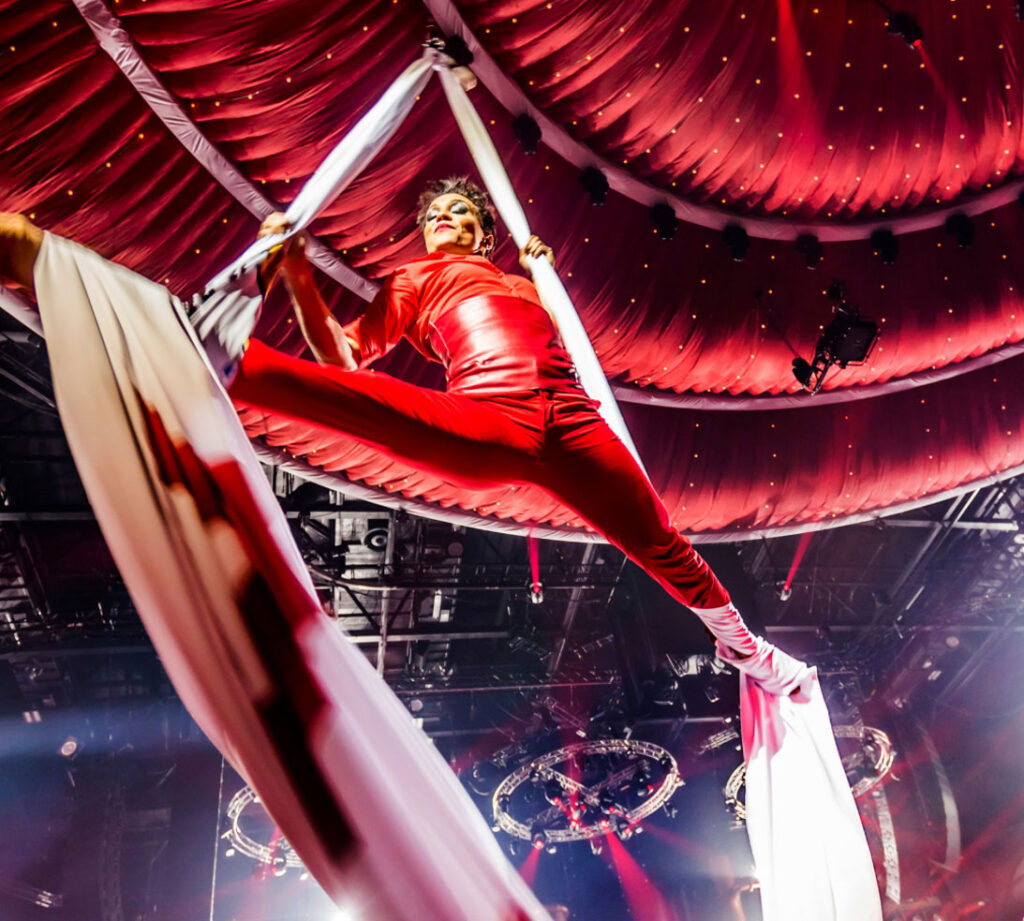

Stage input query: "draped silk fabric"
[{"left": 33, "top": 231, "right": 552, "bottom": 921}]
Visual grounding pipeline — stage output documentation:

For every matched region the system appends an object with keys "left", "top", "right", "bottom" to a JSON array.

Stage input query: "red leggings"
[{"left": 231, "top": 340, "right": 729, "bottom": 609}]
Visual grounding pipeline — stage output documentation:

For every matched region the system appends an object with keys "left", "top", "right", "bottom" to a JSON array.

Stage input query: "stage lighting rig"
[
  {"left": 888, "top": 12, "right": 923, "bottom": 46},
  {"left": 513, "top": 114, "right": 541, "bottom": 155},
  {"left": 792, "top": 281, "right": 879, "bottom": 393},
  {"left": 881, "top": 7, "right": 924, "bottom": 47},
  {"left": 650, "top": 202, "right": 679, "bottom": 241},
  {"left": 870, "top": 228, "right": 898, "bottom": 265},
  {"left": 723, "top": 224, "right": 750, "bottom": 262},
  {"left": 796, "top": 233, "right": 823, "bottom": 269},
  {"left": 945, "top": 212, "right": 975, "bottom": 248},
  {"left": 580, "top": 166, "right": 609, "bottom": 205}
]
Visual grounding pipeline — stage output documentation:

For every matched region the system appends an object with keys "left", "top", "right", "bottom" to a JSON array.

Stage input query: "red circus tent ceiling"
[{"left": 2, "top": 0, "right": 1023, "bottom": 538}]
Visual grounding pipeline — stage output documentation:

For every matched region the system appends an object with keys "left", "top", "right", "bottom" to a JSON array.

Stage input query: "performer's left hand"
[{"left": 519, "top": 234, "right": 555, "bottom": 271}]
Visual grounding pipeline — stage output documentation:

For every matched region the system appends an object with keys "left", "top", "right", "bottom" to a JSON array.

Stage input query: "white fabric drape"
[
  {"left": 715, "top": 634, "right": 884, "bottom": 921},
  {"left": 34, "top": 231, "right": 551, "bottom": 921}
]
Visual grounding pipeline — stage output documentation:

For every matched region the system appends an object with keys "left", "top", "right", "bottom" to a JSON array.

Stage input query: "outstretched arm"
[
  {"left": 258, "top": 212, "right": 358, "bottom": 370},
  {"left": 0, "top": 213, "right": 44, "bottom": 293}
]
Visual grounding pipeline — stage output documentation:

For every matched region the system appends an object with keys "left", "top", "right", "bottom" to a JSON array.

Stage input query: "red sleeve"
[
  {"left": 341, "top": 267, "right": 419, "bottom": 367},
  {"left": 506, "top": 273, "right": 540, "bottom": 302}
]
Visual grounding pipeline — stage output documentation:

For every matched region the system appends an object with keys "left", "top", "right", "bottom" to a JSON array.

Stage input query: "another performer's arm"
[{"left": 0, "top": 213, "right": 43, "bottom": 293}]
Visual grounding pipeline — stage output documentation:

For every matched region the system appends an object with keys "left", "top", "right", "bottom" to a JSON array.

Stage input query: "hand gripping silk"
[{"left": 33, "top": 231, "right": 550, "bottom": 921}]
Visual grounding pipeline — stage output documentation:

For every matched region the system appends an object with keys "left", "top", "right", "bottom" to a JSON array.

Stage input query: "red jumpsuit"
[{"left": 230, "top": 251, "right": 729, "bottom": 609}]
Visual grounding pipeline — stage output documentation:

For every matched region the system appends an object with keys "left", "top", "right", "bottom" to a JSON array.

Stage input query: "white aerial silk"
[
  {"left": 711, "top": 625, "right": 884, "bottom": 921},
  {"left": 33, "top": 231, "right": 551, "bottom": 921}
]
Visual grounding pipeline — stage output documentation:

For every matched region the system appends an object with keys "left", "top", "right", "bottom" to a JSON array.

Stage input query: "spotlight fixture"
[
  {"left": 795, "top": 233, "right": 823, "bottom": 269},
  {"left": 513, "top": 114, "right": 542, "bottom": 155},
  {"left": 723, "top": 223, "right": 750, "bottom": 262},
  {"left": 650, "top": 202, "right": 678, "bottom": 241},
  {"left": 543, "top": 777, "right": 565, "bottom": 805},
  {"left": 870, "top": 228, "right": 898, "bottom": 265},
  {"left": 885, "top": 10, "right": 924, "bottom": 47},
  {"left": 59, "top": 736, "right": 80, "bottom": 759},
  {"left": 579, "top": 166, "right": 609, "bottom": 205},
  {"left": 791, "top": 281, "right": 879, "bottom": 393},
  {"left": 1017, "top": 0, "right": 1024, "bottom": 21},
  {"left": 944, "top": 212, "right": 974, "bottom": 248}
]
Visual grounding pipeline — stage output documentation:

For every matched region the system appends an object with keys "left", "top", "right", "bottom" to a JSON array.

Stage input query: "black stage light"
[
  {"left": 723, "top": 223, "right": 750, "bottom": 262},
  {"left": 792, "top": 356, "right": 814, "bottom": 389},
  {"left": 870, "top": 228, "right": 898, "bottom": 265},
  {"left": 796, "top": 233, "right": 823, "bottom": 269},
  {"left": 580, "top": 166, "right": 609, "bottom": 205},
  {"left": 791, "top": 280, "right": 879, "bottom": 392},
  {"left": 886, "top": 11, "right": 923, "bottom": 47},
  {"left": 513, "top": 114, "right": 542, "bottom": 155},
  {"left": 945, "top": 212, "right": 974, "bottom": 248},
  {"left": 544, "top": 777, "right": 565, "bottom": 804},
  {"left": 1016, "top": 0, "right": 1024, "bottom": 21},
  {"left": 650, "top": 202, "right": 679, "bottom": 240}
]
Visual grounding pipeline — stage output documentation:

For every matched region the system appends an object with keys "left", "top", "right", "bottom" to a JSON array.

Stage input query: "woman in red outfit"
[{"left": 232, "top": 178, "right": 740, "bottom": 622}]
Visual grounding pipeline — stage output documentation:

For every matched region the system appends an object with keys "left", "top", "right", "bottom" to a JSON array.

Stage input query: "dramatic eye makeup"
[{"left": 427, "top": 200, "right": 471, "bottom": 222}]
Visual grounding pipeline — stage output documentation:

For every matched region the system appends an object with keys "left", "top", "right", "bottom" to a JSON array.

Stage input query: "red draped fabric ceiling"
[{"left": 2, "top": 0, "right": 1023, "bottom": 537}]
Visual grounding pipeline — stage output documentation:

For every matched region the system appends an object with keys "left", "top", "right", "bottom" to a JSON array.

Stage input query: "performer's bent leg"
[
  {"left": 231, "top": 340, "right": 544, "bottom": 489},
  {"left": 537, "top": 392, "right": 734, "bottom": 611}
]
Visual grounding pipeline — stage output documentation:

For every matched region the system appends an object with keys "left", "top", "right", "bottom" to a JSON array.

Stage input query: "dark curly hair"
[{"left": 416, "top": 176, "right": 497, "bottom": 252}]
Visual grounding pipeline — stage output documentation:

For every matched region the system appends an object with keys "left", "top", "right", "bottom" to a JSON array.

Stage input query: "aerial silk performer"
[{"left": 0, "top": 44, "right": 881, "bottom": 921}]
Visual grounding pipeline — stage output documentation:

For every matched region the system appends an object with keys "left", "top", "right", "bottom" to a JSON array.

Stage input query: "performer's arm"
[
  {"left": 517, "top": 234, "right": 555, "bottom": 276},
  {"left": 0, "top": 213, "right": 43, "bottom": 293},
  {"left": 517, "top": 234, "right": 558, "bottom": 323},
  {"left": 258, "top": 213, "right": 358, "bottom": 369},
  {"left": 281, "top": 236, "right": 359, "bottom": 370}
]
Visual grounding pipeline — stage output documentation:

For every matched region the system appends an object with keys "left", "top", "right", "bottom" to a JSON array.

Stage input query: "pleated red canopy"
[{"left": 3, "top": 0, "right": 1023, "bottom": 537}]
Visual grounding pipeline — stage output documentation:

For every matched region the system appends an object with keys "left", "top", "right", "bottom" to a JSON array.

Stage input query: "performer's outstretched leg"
[
  {"left": 231, "top": 340, "right": 546, "bottom": 489},
  {"left": 535, "top": 390, "right": 734, "bottom": 613},
  {"left": 233, "top": 344, "right": 734, "bottom": 618}
]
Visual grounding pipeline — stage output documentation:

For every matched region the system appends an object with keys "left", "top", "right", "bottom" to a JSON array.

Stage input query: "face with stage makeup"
[{"left": 421, "top": 193, "right": 494, "bottom": 257}]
